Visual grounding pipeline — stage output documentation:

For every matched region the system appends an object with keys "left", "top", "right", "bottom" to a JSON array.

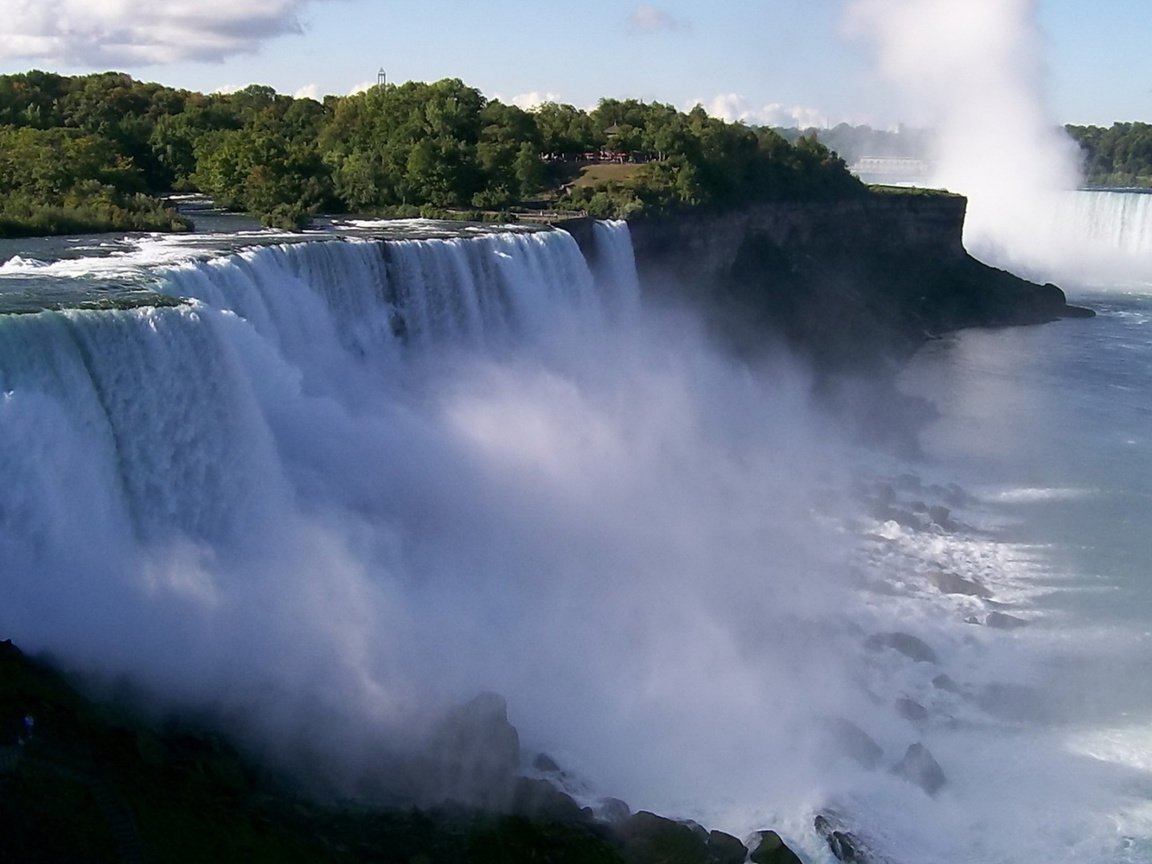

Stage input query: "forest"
[
  {"left": 1064, "top": 122, "right": 1152, "bottom": 187},
  {"left": 0, "top": 71, "right": 863, "bottom": 235}
]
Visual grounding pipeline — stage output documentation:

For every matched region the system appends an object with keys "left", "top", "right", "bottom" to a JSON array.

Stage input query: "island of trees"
[{"left": 0, "top": 70, "right": 864, "bottom": 236}]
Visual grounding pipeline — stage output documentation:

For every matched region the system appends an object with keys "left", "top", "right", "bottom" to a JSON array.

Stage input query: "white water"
[
  {"left": 1, "top": 210, "right": 1150, "bottom": 862},
  {"left": 966, "top": 189, "right": 1152, "bottom": 287}
]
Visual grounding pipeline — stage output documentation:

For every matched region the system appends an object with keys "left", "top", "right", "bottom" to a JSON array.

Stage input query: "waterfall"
[
  {"left": 968, "top": 189, "right": 1152, "bottom": 286},
  {"left": 0, "top": 222, "right": 657, "bottom": 699},
  {"left": 1049, "top": 189, "right": 1152, "bottom": 257}
]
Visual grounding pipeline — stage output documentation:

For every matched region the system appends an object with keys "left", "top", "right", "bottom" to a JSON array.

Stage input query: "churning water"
[{"left": 0, "top": 200, "right": 1149, "bottom": 863}]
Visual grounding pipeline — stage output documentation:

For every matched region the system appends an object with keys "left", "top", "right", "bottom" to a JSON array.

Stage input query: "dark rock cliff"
[{"left": 619, "top": 192, "right": 1089, "bottom": 369}]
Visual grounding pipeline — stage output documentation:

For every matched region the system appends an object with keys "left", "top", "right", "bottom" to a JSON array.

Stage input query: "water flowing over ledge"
[{"left": 0, "top": 205, "right": 1143, "bottom": 864}]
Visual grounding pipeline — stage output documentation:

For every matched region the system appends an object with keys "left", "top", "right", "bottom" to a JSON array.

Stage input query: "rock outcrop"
[
  {"left": 891, "top": 743, "right": 947, "bottom": 796},
  {"left": 623, "top": 192, "right": 1092, "bottom": 369}
]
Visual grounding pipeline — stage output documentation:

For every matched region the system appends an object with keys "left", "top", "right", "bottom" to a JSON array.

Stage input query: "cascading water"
[
  {"left": 969, "top": 189, "right": 1152, "bottom": 286},
  {"left": 0, "top": 213, "right": 1149, "bottom": 863}
]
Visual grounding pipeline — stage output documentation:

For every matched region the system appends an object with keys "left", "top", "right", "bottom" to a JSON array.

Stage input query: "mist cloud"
[
  {"left": 843, "top": 0, "right": 1082, "bottom": 265},
  {"left": 0, "top": 0, "right": 331, "bottom": 65}
]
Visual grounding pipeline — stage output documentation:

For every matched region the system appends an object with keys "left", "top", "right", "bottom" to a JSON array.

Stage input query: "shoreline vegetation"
[
  {"left": 1, "top": 71, "right": 1145, "bottom": 238},
  {"left": 0, "top": 69, "right": 869, "bottom": 237}
]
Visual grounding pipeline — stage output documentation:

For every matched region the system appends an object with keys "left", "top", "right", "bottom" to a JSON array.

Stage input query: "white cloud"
[
  {"left": 494, "top": 91, "right": 562, "bottom": 110},
  {"left": 0, "top": 0, "right": 333, "bottom": 66},
  {"left": 629, "top": 4, "right": 686, "bottom": 35},
  {"left": 293, "top": 83, "right": 322, "bottom": 101},
  {"left": 348, "top": 80, "right": 377, "bottom": 96},
  {"left": 692, "top": 94, "right": 831, "bottom": 128}
]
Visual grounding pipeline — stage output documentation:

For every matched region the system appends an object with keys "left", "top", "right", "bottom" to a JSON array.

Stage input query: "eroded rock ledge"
[{"left": 621, "top": 192, "right": 1092, "bottom": 368}]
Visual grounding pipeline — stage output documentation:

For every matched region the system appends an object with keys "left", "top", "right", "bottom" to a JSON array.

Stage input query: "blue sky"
[{"left": 0, "top": 0, "right": 1147, "bottom": 127}]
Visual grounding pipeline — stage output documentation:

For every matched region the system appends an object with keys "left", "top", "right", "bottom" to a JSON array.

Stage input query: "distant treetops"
[
  {"left": 0, "top": 70, "right": 869, "bottom": 235},
  {"left": 1064, "top": 122, "right": 1152, "bottom": 188}
]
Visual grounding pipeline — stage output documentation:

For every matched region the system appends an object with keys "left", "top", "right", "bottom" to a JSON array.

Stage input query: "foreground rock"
[
  {"left": 619, "top": 812, "right": 712, "bottom": 864},
  {"left": 748, "top": 829, "right": 804, "bottom": 864},
  {"left": 815, "top": 812, "right": 896, "bottom": 864},
  {"left": 1, "top": 639, "right": 807, "bottom": 864}
]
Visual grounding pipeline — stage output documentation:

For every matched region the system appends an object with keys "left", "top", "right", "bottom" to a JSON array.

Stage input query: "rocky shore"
[{"left": 0, "top": 639, "right": 812, "bottom": 863}]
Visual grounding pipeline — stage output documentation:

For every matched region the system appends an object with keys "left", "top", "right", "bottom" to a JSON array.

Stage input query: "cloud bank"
[
  {"left": 694, "top": 94, "right": 830, "bottom": 129},
  {"left": 0, "top": 0, "right": 329, "bottom": 65}
]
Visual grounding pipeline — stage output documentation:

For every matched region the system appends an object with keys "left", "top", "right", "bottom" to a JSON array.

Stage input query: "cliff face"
[{"left": 622, "top": 192, "right": 1083, "bottom": 369}]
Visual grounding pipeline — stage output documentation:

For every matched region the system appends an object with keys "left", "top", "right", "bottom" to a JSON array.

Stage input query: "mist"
[
  {"left": 843, "top": 0, "right": 1094, "bottom": 277},
  {"left": 0, "top": 231, "right": 892, "bottom": 825}
]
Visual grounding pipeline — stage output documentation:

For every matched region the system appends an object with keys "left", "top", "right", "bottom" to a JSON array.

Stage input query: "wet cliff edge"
[{"left": 574, "top": 190, "right": 1092, "bottom": 369}]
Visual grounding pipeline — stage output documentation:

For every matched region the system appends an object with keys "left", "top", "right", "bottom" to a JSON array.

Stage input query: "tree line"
[
  {"left": 0, "top": 70, "right": 866, "bottom": 235},
  {"left": 1065, "top": 122, "right": 1152, "bottom": 188}
]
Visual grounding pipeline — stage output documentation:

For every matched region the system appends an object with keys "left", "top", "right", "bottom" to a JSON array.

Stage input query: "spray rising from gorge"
[
  {"left": 0, "top": 226, "right": 867, "bottom": 813},
  {"left": 842, "top": 0, "right": 1119, "bottom": 279}
]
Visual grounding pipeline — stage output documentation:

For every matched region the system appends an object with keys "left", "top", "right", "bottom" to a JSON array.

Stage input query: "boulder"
[
  {"left": 510, "top": 777, "right": 590, "bottom": 823},
  {"left": 890, "top": 743, "right": 946, "bottom": 796},
  {"left": 895, "top": 698, "right": 928, "bottom": 724},
  {"left": 814, "top": 815, "right": 865, "bottom": 863},
  {"left": 927, "top": 570, "right": 991, "bottom": 598},
  {"left": 863, "top": 632, "right": 938, "bottom": 664},
  {"left": 986, "top": 611, "right": 1029, "bottom": 630},
  {"left": 595, "top": 796, "right": 633, "bottom": 825},
  {"left": 619, "top": 811, "right": 709, "bottom": 864},
  {"left": 813, "top": 811, "right": 902, "bottom": 863},
  {"left": 748, "top": 829, "right": 804, "bottom": 864},
  {"left": 926, "top": 505, "right": 955, "bottom": 530},
  {"left": 706, "top": 830, "right": 748, "bottom": 864}
]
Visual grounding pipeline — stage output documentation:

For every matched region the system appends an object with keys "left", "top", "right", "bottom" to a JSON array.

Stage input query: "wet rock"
[
  {"left": 931, "top": 674, "right": 960, "bottom": 693},
  {"left": 748, "top": 829, "right": 803, "bottom": 864},
  {"left": 532, "top": 752, "right": 561, "bottom": 773},
  {"left": 895, "top": 698, "right": 928, "bottom": 724},
  {"left": 986, "top": 611, "right": 1029, "bottom": 630},
  {"left": 928, "top": 569, "right": 992, "bottom": 598},
  {"left": 620, "top": 811, "right": 708, "bottom": 864},
  {"left": 424, "top": 692, "right": 521, "bottom": 809},
  {"left": 926, "top": 505, "right": 955, "bottom": 529},
  {"left": 707, "top": 830, "right": 748, "bottom": 864},
  {"left": 820, "top": 718, "right": 884, "bottom": 769},
  {"left": 813, "top": 815, "right": 872, "bottom": 863},
  {"left": 890, "top": 743, "right": 946, "bottom": 796},
  {"left": 510, "top": 776, "right": 590, "bottom": 822},
  {"left": 595, "top": 796, "right": 633, "bottom": 825},
  {"left": 864, "top": 632, "right": 939, "bottom": 664}
]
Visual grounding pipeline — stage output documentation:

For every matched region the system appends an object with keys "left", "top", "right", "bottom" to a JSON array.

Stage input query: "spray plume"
[{"left": 844, "top": 0, "right": 1084, "bottom": 272}]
